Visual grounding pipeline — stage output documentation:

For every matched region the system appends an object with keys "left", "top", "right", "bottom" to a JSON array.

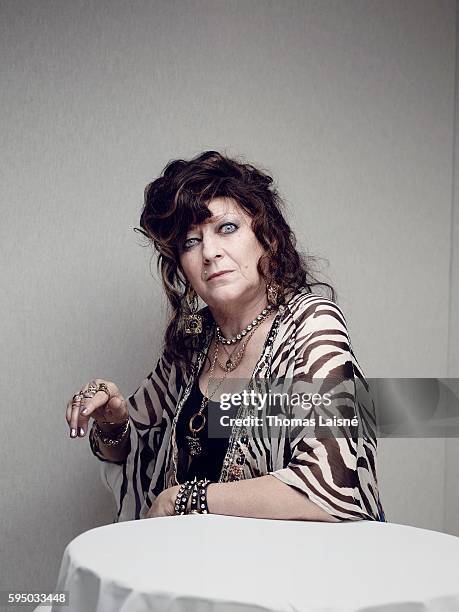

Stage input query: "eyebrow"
[{"left": 188, "top": 211, "right": 238, "bottom": 231}]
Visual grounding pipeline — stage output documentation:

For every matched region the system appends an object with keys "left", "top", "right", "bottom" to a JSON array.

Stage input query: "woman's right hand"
[{"left": 66, "top": 379, "right": 129, "bottom": 438}]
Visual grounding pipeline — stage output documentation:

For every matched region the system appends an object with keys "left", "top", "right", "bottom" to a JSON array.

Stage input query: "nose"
[{"left": 201, "top": 233, "right": 223, "bottom": 264}]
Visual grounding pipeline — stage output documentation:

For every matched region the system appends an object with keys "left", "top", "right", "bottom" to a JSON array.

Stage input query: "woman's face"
[{"left": 179, "top": 197, "right": 266, "bottom": 310}]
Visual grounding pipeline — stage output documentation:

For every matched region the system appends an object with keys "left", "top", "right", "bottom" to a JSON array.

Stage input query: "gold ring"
[
  {"left": 82, "top": 389, "right": 97, "bottom": 398},
  {"left": 82, "top": 381, "right": 98, "bottom": 398},
  {"left": 97, "top": 382, "right": 111, "bottom": 400}
]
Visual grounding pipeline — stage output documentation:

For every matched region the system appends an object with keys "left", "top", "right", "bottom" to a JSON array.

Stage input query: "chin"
[{"left": 205, "top": 284, "right": 248, "bottom": 308}]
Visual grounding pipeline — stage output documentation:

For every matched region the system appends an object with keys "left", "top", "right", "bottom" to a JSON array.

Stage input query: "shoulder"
[
  {"left": 282, "top": 290, "right": 357, "bottom": 376},
  {"left": 284, "top": 289, "right": 348, "bottom": 336}
]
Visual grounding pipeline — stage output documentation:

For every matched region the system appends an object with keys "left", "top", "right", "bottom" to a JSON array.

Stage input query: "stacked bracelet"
[
  {"left": 174, "top": 480, "right": 195, "bottom": 515},
  {"left": 189, "top": 478, "right": 211, "bottom": 514},
  {"left": 93, "top": 418, "right": 130, "bottom": 447},
  {"left": 174, "top": 477, "right": 212, "bottom": 515}
]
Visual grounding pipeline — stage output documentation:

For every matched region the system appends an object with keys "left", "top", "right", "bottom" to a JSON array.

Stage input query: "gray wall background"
[{"left": 1, "top": 0, "right": 457, "bottom": 596}]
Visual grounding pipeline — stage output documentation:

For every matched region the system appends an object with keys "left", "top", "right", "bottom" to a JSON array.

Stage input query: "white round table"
[{"left": 48, "top": 515, "right": 459, "bottom": 612}]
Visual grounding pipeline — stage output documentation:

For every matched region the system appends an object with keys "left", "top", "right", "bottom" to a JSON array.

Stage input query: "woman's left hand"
[{"left": 144, "top": 485, "right": 181, "bottom": 519}]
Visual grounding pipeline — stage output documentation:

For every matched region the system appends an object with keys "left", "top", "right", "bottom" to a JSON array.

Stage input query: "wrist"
[
  {"left": 96, "top": 416, "right": 129, "bottom": 434},
  {"left": 174, "top": 481, "right": 195, "bottom": 515},
  {"left": 173, "top": 478, "right": 212, "bottom": 515},
  {"left": 188, "top": 479, "right": 211, "bottom": 514},
  {"left": 93, "top": 418, "right": 130, "bottom": 447}
]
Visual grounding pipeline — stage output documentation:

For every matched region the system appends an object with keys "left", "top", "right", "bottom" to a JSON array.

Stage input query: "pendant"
[
  {"left": 184, "top": 313, "right": 203, "bottom": 335},
  {"left": 185, "top": 434, "right": 203, "bottom": 456},
  {"left": 225, "top": 358, "right": 235, "bottom": 372}
]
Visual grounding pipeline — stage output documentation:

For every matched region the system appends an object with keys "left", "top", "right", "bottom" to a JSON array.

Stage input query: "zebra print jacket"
[{"left": 90, "top": 288, "right": 386, "bottom": 523}]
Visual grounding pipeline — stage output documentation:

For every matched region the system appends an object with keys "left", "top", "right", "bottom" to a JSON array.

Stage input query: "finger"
[
  {"left": 67, "top": 391, "right": 85, "bottom": 436},
  {"left": 66, "top": 400, "right": 72, "bottom": 426},
  {"left": 77, "top": 413, "right": 90, "bottom": 437},
  {"left": 79, "top": 396, "right": 124, "bottom": 438},
  {"left": 80, "top": 380, "right": 121, "bottom": 419},
  {"left": 69, "top": 398, "right": 82, "bottom": 438},
  {"left": 71, "top": 380, "right": 124, "bottom": 438},
  {"left": 97, "top": 394, "right": 125, "bottom": 422},
  {"left": 67, "top": 402, "right": 80, "bottom": 431},
  {"left": 72, "top": 382, "right": 99, "bottom": 437}
]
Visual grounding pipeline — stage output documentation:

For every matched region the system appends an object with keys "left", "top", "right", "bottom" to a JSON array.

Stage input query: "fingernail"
[
  {"left": 70, "top": 428, "right": 77, "bottom": 438},
  {"left": 79, "top": 427, "right": 85, "bottom": 437},
  {"left": 80, "top": 407, "right": 88, "bottom": 415}
]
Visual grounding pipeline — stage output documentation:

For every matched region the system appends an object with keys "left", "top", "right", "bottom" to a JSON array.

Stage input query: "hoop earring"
[{"left": 183, "top": 286, "right": 203, "bottom": 335}]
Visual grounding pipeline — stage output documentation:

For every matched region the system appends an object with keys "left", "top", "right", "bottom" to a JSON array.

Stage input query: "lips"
[{"left": 207, "top": 270, "right": 234, "bottom": 281}]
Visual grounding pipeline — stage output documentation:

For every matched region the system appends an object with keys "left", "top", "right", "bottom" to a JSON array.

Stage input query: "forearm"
[{"left": 206, "top": 475, "right": 339, "bottom": 522}]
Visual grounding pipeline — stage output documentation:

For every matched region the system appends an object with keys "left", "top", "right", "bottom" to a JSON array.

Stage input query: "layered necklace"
[
  {"left": 215, "top": 303, "right": 274, "bottom": 372},
  {"left": 216, "top": 304, "right": 274, "bottom": 345},
  {"left": 185, "top": 304, "right": 275, "bottom": 457}
]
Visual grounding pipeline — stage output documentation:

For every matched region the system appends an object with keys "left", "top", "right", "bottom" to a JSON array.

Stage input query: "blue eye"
[
  {"left": 183, "top": 237, "right": 199, "bottom": 250},
  {"left": 182, "top": 222, "right": 238, "bottom": 251},
  {"left": 219, "top": 222, "right": 238, "bottom": 233}
]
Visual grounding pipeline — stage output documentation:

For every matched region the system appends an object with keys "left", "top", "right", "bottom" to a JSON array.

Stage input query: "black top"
[{"left": 175, "top": 379, "right": 234, "bottom": 482}]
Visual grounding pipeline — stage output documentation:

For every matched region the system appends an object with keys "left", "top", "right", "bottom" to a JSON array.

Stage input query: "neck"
[{"left": 209, "top": 294, "right": 271, "bottom": 339}]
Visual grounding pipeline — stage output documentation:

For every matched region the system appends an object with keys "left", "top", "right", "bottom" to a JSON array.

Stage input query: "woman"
[{"left": 66, "top": 150, "right": 385, "bottom": 523}]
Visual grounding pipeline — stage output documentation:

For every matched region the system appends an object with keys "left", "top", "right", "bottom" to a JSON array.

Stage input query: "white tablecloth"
[{"left": 48, "top": 515, "right": 459, "bottom": 612}]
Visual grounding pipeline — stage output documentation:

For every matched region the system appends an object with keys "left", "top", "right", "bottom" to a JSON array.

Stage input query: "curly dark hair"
[{"left": 135, "top": 150, "right": 336, "bottom": 375}]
